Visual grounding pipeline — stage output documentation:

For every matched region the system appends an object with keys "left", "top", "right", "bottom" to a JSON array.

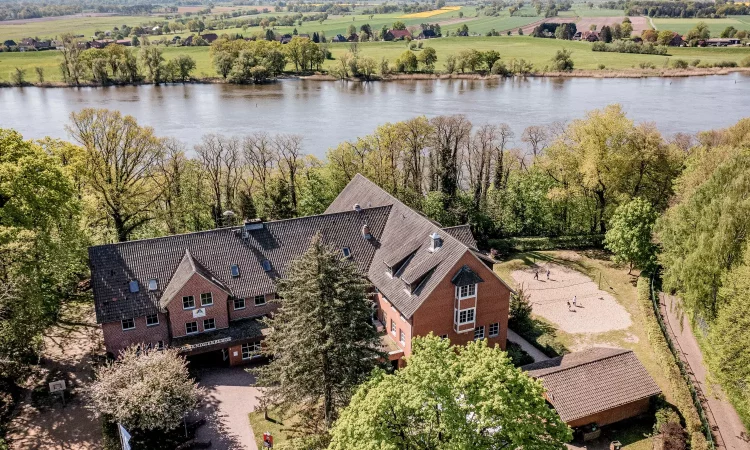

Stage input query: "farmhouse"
[
  {"left": 89, "top": 175, "right": 512, "bottom": 367},
  {"left": 386, "top": 29, "right": 413, "bottom": 41},
  {"left": 522, "top": 347, "right": 661, "bottom": 428}
]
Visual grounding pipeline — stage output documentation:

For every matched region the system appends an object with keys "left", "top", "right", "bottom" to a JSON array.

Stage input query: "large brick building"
[{"left": 89, "top": 174, "right": 513, "bottom": 366}]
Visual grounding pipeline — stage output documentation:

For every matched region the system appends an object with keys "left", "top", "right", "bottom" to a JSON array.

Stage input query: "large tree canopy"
[{"left": 328, "top": 336, "right": 572, "bottom": 450}]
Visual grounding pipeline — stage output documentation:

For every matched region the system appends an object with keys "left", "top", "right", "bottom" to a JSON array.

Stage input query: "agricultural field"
[
  {"left": 3, "top": 36, "right": 749, "bottom": 83},
  {"left": 652, "top": 16, "right": 750, "bottom": 36},
  {"left": 0, "top": 15, "right": 157, "bottom": 41},
  {"left": 400, "top": 6, "right": 462, "bottom": 19}
]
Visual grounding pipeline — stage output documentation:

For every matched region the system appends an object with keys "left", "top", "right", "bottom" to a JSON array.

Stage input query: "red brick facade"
[
  {"left": 567, "top": 398, "right": 651, "bottom": 428},
  {"left": 229, "top": 292, "right": 277, "bottom": 321},
  {"left": 165, "top": 272, "right": 231, "bottom": 338},
  {"left": 102, "top": 312, "right": 169, "bottom": 356}
]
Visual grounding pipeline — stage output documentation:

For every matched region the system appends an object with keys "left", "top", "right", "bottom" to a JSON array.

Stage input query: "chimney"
[
  {"left": 353, "top": 203, "right": 362, "bottom": 212},
  {"left": 362, "top": 224, "right": 372, "bottom": 240},
  {"left": 243, "top": 218, "right": 265, "bottom": 234},
  {"left": 429, "top": 232, "right": 442, "bottom": 252}
]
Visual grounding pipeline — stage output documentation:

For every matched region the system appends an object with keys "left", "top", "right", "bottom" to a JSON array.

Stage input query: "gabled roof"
[
  {"left": 159, "top": 250, "right": 232, "bottom": 309},
  {"left": 451, "top": 265, "right": 484, "bottom": 286},
  {"left": 389, "top": 29, "right": 412, "bottom": 39},
  {"left": 442, "top": 224, "right": 477, "bottom": 249},
  {"left": 522, "top": 347, "right": 661, "bottom": 423},
  {"left": 89, "top": 205, "right": 391, "bottom": 323},
  {"left": 325, "top": 174, "right": 488, "bottom": 318}
]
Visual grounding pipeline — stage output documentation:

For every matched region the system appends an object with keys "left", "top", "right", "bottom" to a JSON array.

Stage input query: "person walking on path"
[
  {"left": 534, "top": 270, "right": 539, "bottom": 280},
  {"left": 567, "top": 301, "right": 572, "bottom": 312},
  {"left": 546, "top": 270, "right": 550, "bottom": 280},
  {"left": 573, "top": 296, "right": 577, "bottom": 307}
]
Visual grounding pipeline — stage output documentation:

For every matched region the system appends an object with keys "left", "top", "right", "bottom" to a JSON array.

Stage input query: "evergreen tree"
[
  {"left": 263, "top": 177, "right": 295, "bottom": 219},
  {"left": 238, "top": 188, "right": 257, "bottom": 220},
  {"left": 255, "top": 234, "right": 384, "bottom": 444}
]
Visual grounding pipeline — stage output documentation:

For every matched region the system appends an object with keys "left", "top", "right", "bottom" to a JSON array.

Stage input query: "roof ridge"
[
  {"left": 529, "top": 348, "right": 632, "bottom": 376},
  {"left": 88, "top": 204, "right": 395, "bottom": 249}
]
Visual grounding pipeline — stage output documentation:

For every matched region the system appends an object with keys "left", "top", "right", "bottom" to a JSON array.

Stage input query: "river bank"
[{"left": 2, "top": 65, "right": 749, "bottom": 89}]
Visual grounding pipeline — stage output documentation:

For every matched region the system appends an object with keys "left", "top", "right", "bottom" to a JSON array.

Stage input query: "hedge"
[
  {"left": 636, "top": 277, "right": 708, "bottom": 449},
  {"left": 487, "top": 235, "right": 605, "bottom": 253}
]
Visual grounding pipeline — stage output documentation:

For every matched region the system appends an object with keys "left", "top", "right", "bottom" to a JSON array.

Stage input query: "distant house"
[
  {"left": 17, "top": 38, "right": 51, "bottom": 51},
  {"left": 386, "top": 29, "right": 412, "bottom": 41},
  {"left": 276, "top": 33, "right": 293, "bottom": 44},
  {"left": 666, "top": 32, "right": 683, "bottom": 47},
  {"left": 184, "top": 35, "right": 194, "bottom": 46},
  {"left": 115, "top": 39, "right": 132, "bottom": 47},
  {"left": 522, "top": 348, "right": 661, "bottom": 428},
  {"left": 200, "top": 33, "right": 219, "bottom": 44},
  {"left": 705, "top": 37, "right": 741, "bottom": 46},
  {"left": 172, "top": 36, "right": 182, "bottom": 43},
  {"left": 332, "top": 34, "right": 347, "bottom": 42},
  {"left": 418, "top": 29, "right": 437, "bottom": 39},
  {"left": 3, "top": 40, "right": 17, "bottom": 48},
  {"left": 580, "top": 30, "right": 599, "bottom": 42},
  {"left": 298, "top": 33, "right": 310, "bottom": 39},
  {"left": 91, "top": 39, "right": 115, "bottom": 49}
]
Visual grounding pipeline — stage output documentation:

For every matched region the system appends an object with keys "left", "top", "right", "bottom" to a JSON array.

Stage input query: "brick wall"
[
  {"left": 102, "top": 312, "right": 169, "bottom": 356},
  {"left": 165, "top": 273, "right": 230, "bottom": 338},
  {"left": 412, "top": 251, "right": 510, "bottom": 350},
  {"left": 229, "top": 292, "right": 277, "bottom": 321},
  {"left": 567, "top": 397, "right": 651, "bottom": 428},
  {"left": 377, "top": 293, "right": 414, "bottom": 357}
]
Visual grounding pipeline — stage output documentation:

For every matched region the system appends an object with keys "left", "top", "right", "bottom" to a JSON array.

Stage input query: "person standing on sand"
[
  {"left": 573, "top": 296, "right": 577, "bottom": 307},
  {"left": 567, "top": 301, "right": 572, "bottom": 311},
  {"left": 546, "top": 269, "right": 550, "bottom": 280},
  {"left": 534, "top": 270, "right": 539, "bottom": 280}
]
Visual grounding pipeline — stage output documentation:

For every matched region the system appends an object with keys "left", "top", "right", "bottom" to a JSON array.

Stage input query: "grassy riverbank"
[{"left": 3, "top": 36, "right": 750, "bottom": 84}]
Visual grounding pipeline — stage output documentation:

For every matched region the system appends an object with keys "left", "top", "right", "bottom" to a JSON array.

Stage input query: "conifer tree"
[{"left": 255, "top": 234, "right": 384, "bottom": 444}]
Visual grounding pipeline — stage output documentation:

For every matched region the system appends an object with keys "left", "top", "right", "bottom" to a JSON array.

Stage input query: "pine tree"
[
  {"left": 238, "top": 188, "right": 257, "bottom": 220},
  {"left": 255, "top": 234, "right": 384, "bottom": 443}
]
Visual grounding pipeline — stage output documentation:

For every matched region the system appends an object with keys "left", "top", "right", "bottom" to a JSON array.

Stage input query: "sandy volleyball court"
[{"left": 511, "top": 262, "right": 632, "bottom": 334}]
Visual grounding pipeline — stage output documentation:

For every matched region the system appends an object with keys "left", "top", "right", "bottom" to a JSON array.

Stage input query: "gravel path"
[
  {"left": 661, "top": 294, "right": 750, "bottom": 449},
  {"left": 511, "top": 262, "right": 632, "bottom": 334}
]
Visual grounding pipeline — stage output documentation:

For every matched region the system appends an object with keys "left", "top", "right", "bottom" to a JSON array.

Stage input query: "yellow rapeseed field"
[{"left": 400, "top": 6, "right": 461, "bottom": 19}]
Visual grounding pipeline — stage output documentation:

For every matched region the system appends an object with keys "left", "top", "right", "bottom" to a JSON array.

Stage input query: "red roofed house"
[
  {"left": 386, "top": 29, "right": 412, "bottom": 41},
  {"left": 89, "top": 175, "right": 512, "bottom": 368}
]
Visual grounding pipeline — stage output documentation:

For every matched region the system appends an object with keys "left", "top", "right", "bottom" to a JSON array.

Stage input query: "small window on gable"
[
  {"left": 230, "top": 265, "right": 240, "bottom": 277},
  {"left": 121, "top": 318, "right": 135, "bottom": 330},
  {"left": 254, "top": 295, "right": 266, "bottom": 306},
  {"left": 129, "top": 280, "right": 139, "bottom": 293},
  {"left": 342, "top": 247, "right": 351, "bottom": 258},
  {"left": 261, "top": 259, "right": 272, "bottom": 272},
  {"left": 148, "top": 279, "right": 158, "bottom": 291}
]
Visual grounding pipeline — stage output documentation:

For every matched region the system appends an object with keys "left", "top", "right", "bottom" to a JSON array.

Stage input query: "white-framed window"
[
  {"left": 203, "top": 318, "right": 216, "bottom": 331},
  {"left": 489, "top": 322, "right": 499, "bottom": 337},
  {"left": 254, "top": 295, "right": 266, "bottom": 306},
  {"left": 148, "top": 279, "right": 158, "bottom": 291},
  {"left": 391, "top": 319, "right": 396, "bottom": 335},
  {"left": 399, "top": 329, "right": 406, "bottom": 344},
  {"left": 129, "top": 280, "right": 139, "bottom": 293},
  {"left": 200, "top": 292, "right": 213, "bottom": 306},
  {"left": 456, "top": 284, "right": 477, "bottom": 299},
  {"left": 121, "top": 318, "right": 135, "bottom": 330},
  {"left": 456, "top": 308, "right": 475, "bottom": 325},
  {"left": 440, "top": 334, "right": 448, "bottom": 339},
  {"left": 182, "top": 295, "right": 195, "bottom": 309},
  {"left": 185, "top": 321, "right": 198, "bottom": 334},
  {"left": 242, "top": 342, "right": 262, "bottom": 359},
  {"left": 474, "top": 326, "right": 485, "bottom": 340},
  {"left": 234, "top": 298, "right": 246, "bottom": 310},
  {"left": 146, "top": 314, "right": 159, "bottom": 326}
]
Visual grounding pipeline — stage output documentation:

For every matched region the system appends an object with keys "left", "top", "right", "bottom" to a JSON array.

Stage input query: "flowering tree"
[{"left": 89, "top": 347, "right": 203, "bottom": 431}]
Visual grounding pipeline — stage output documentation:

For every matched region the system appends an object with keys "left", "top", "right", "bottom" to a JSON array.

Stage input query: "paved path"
[
  {"left": 507, "top": 329, "right": 550, "bottom": 363},
  {"left": 194, "top": 366, "right": 262, "bottom": 450},
  {"left": 660, "top": 294, "right": 750, "bottom": 450}
]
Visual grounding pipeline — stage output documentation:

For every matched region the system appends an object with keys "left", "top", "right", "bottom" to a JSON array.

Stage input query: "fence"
[{"left": 648, "top": 276, "right": 718, "bottom": 449}]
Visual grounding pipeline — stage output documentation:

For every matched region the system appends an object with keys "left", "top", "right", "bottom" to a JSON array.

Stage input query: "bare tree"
[
  {"left": 274, "top": 134, "right": 304, "bottom": 213},
  {"left": 491, "top": 124, "right": 514, "bottom": 192},
  {"left": 521, "top": 125, "right": 549, "bottom": 162},
  {"left": 465, "top": 124, "right": 499, "bottom": 209},
  {"left": 155, "top": 138, "right": 188, "bottom": 234},
  {"left": 67, "top": 109, "right": 165, "bottom": 242},
  {"left": 430, "top": 115, "right": 472, "bottom": 200},
  {"left": 399, "top": 117, "right": 431, "bottom": 197},
  {"left": 242, "top": 132, "right": 277, "bottom": 201},
  {"left": 194, "top": 134, "right": 242, "bottom": 227}
]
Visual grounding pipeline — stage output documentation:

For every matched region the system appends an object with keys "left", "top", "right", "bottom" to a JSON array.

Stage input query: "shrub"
[
  {"left": 490, "top": 59, "right": 509, "bottom": 76},
  {"left": 742, "top": 55, "right": 750, "bottom": 68},
  {"left": 10, "top": 67, "right": 25, "bottom": 86},
  {"left": 592, "top": 39, "right": 668, "bottom": 55},
  {"left": 444, "top": 54, "right": 456, "bottom": 73},
  {"left": 509, "top": 286, "right": 533, "bottom": 324},
  {"left": 551, "top": 49, "right": 574, "bottom": 71},
  {"left": 654, "top": 405, "right": 681, "bottom": 434},
  {"left": 597, "top": 63, "right": 606, "bottom": 70},
  {"left": 659, "top": 422, "right": 687, "bottom": 450},
  {"left": 690, "top": 59, "right": 701, "bottom": 67},
  {"left": 486, "top": 235, "right": 604, "bottom": 253},
  {"left": 714, "top": 60, "right": 737, "bottom": 68},
  {"left": 671, "top": 59, "right": 689, "bottom": 69},
  {"left": 639, "top": 61, "right": 656, "bottom": 69},
  {"left": 506, "top": 341, "right": 535, "bottom": 366}
]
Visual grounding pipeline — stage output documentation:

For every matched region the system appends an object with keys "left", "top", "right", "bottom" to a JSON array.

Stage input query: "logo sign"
[
  {"left": 118, "top": 423, "right": 132, "bottom": 450},
  {"left": 179, "top": 337, "right": 232, "bottom": 352},
  {"left": 49, "top": 380, "right": 66, "bottom": 393},
  {"left": 192, "top": 308, "right": 206, "bottom": 318}
]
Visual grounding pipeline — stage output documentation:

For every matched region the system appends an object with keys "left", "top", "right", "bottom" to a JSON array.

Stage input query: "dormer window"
[
  {"left": 148, "top": 279, "right": 158, "bottom": 291},
  {"left": 342, "top": 247, "right": 351, "bottom": 258},
  {"left": 230, "top": 265, "right": 240, "bottom": 277},
  {"left": 129, "top": 280, "right": 139, "bottom": 293},
  {"left": 261, "top": 259, "right": 272, "bottom": 272},
  {"left": 456, "top": 283, "right": 477, "bottom": 299}
]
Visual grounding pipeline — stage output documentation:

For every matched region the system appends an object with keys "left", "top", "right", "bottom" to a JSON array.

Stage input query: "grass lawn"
[
  {"left": 494, "top": 251, "right": 674, "bottom": 425},
  {"left": 2, "top": 35, "right": 749, "bottom": 83},
  {"left": 0, "top": 15, "right": 158, "bottom": 41},
  {"left": 652, "top": 17, "right": 750, "bottom": 36},
  {"left": 248, "top": 407, "right": 296, "bottom": 449}
]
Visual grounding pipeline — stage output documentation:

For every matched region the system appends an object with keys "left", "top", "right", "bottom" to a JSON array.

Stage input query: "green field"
[
  {"left": 653, "top": 16, "right": 750, "bottom": 36},
  {"left": 2, "top": 36, "right": 749, "bottom": 83},
  {"left": 0, "top": 15, "right": 158, "bottom": 41}
]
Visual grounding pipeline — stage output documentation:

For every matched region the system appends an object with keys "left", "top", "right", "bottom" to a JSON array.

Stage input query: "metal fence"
[{"left": 648, "top": 276, "right": 718, "bottom": 449}]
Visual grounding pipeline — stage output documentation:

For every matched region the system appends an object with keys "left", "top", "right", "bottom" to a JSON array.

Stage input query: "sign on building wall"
[{"left": 192, "top": 308, "right": 206, "bottom": 318}]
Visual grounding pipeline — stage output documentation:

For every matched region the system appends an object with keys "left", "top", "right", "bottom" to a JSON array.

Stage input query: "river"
[{"left": 2, "top": 74, "right": 749, "bottom": 157}]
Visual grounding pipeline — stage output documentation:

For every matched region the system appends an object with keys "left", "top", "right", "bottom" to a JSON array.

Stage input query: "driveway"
[{"left": 194, "top": 366, "right": 263, "bottom": 450}]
